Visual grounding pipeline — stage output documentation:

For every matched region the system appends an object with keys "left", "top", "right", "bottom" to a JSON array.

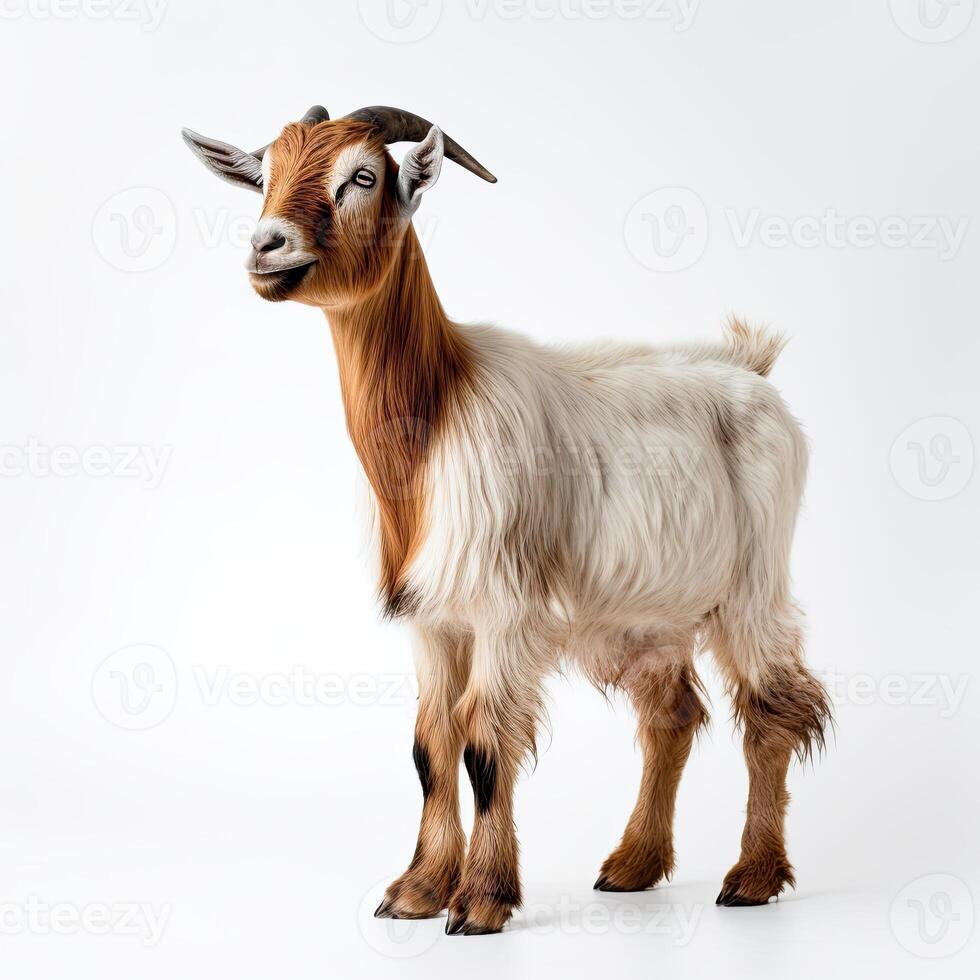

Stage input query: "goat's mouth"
[{"left": 248, "top": 261, "right": 317, "bottom": 302}]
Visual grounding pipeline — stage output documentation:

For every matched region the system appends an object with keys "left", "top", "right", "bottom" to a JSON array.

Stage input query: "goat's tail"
[{"left": 723, "top": 316, "right": 786, "bottom": 378}]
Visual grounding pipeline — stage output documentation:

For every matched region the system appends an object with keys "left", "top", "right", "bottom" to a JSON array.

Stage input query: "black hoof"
[
  {"left": 716, "top": 890, "right": 769, "bottom": 907},
  {"left": 446, "top": 911, "right": 502, "bottom": 935},
  {"left": 594, "top": 876, "right": 635, "bottom": 892},
  {"left": 374, "top": 898, "right": 394, "bottom": 918}
]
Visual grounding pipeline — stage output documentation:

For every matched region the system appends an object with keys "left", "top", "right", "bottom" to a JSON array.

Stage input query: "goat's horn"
[
  {"left": 342, "top": 105, "right": 497, "bottom": 184},
  {"left": 300, "top": 105, "right": 330, "bottom": 126}
]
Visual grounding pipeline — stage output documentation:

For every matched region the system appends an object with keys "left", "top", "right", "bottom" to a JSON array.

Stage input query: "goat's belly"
[
  {"left": 569, "top": 459, "right": 739, "bottom": 624},
  {"left": 404, "top": 433, "right": 738, "bottom": 628}
]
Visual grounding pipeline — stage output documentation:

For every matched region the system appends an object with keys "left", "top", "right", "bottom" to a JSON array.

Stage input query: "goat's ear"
[
  {"left": 397, "top": 125, "right": 444, "bottom": 215},
  {"left": 181, "top": 128, "right": 264, "bottom": 193}
]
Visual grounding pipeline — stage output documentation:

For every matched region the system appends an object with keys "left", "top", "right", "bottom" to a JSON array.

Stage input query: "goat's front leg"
[
  {"left": 375, "top": 625, "right": 471, "bottom": 920},
  {"left": 446, "top": 626, "right": 547, "bottom": 936}
]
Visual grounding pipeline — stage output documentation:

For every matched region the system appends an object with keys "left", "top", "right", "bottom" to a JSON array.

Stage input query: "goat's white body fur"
[{"left": 385, "top": 322, "right": 809, "bottom": 694}]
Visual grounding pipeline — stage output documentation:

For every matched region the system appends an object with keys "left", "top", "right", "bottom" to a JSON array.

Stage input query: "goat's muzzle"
[{"left": 245, "top": 217, "right": 318, "bottom": 300}]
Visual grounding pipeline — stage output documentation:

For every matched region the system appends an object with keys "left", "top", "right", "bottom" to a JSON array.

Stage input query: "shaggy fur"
[
  {"left": 184, "top": 107, "right": 832, "bottom": 935},
  {"left": 328, "top": 230, "right": 473, "bottom": 616}
]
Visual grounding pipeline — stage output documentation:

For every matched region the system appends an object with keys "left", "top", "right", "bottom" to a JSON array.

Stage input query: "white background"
[{"left": 1, "top": 1, "right": 978, "bottom": 977}]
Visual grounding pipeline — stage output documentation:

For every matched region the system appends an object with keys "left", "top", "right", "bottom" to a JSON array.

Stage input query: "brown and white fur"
[{"left": 183, "top": 106, "right": 831, "bottom": 936}]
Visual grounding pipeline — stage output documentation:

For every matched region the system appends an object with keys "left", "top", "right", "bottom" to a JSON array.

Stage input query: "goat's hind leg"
[
  {"left": 375, "top": 625, "right": 470, "bottom": 920},
  {"left": 595, "top": 656, "right": 708, "bottom": 892},
  {"left": 714, "top": 614, "right": 831, "bottom": 907}
]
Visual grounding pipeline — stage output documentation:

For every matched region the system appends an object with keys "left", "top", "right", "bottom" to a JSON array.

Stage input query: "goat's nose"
[{"left": 251, "top": 229, "right": 288, "bottom": 253}]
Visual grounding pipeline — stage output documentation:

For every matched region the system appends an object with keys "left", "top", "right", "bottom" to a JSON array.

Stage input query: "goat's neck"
[
  {"left": 324, "top": 227, "right": 472, "bottom": 452},
  {"left": 322, "top": 227, "right": 471, "bottom": 613},
  {"left": 325, "top": 226, "right": 469, "bottom": 423}
]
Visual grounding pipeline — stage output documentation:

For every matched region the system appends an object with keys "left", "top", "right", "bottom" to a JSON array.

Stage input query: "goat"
[{"left": 183, "top": 104, "right": 831, "bottom": 936}]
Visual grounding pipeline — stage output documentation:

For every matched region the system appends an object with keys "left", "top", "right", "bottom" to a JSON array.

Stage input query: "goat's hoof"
[
  {"left": 715, "top": 890, "right": 769, "bottom": 907},
  {"left": 375, "top": 873, "right": 456, "bottom": 920},
  {"left": 374, "top": 897, "right": 436, "bottom": 920},
  {"left": 445, "top": 892, "right": 512, "bottom": 936},
  {"left": 594, "top": 875, "right": 644, "bottom": 893},
  {"left": 716, "top": 858, "right": 794, "bottom": 907},
  {"left": 445, "top": 913, "right": 502, "bottom": 936},
  {"left": 594, "top": 873, "right": 660, "bottom": 893},
  {"left": 594, "top": 846, "right": 671, "bottom": 892}
]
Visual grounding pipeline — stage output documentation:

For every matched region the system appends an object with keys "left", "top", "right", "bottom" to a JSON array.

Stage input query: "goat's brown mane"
[
  {"left": 260, "top": 118, "right": 473, "bottom": 613},
  {"left": 327, "top": 227, "right": 472, "bottom": 616}
]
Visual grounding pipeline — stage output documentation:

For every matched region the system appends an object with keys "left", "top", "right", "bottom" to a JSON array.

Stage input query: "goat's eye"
[{"left": 353, "top": 169, "right": 376, "bottom": 188}]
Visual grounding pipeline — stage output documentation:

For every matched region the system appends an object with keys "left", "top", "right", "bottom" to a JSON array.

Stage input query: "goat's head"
[{"left": 182, "top": 105, "right": 496, "bottom": 307}]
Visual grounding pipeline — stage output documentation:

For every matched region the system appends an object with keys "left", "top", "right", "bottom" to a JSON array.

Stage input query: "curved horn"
[
  {"left": 342, "top": 105, "right": 496, "bottom": 184},
  {"left": 300, "top": 104, "right": 330, "bottom": 126}
]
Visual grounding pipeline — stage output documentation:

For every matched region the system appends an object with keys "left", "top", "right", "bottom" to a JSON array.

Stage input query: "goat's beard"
[{"left": 249, "top": 263, "right": 316, "bottom": 303}]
